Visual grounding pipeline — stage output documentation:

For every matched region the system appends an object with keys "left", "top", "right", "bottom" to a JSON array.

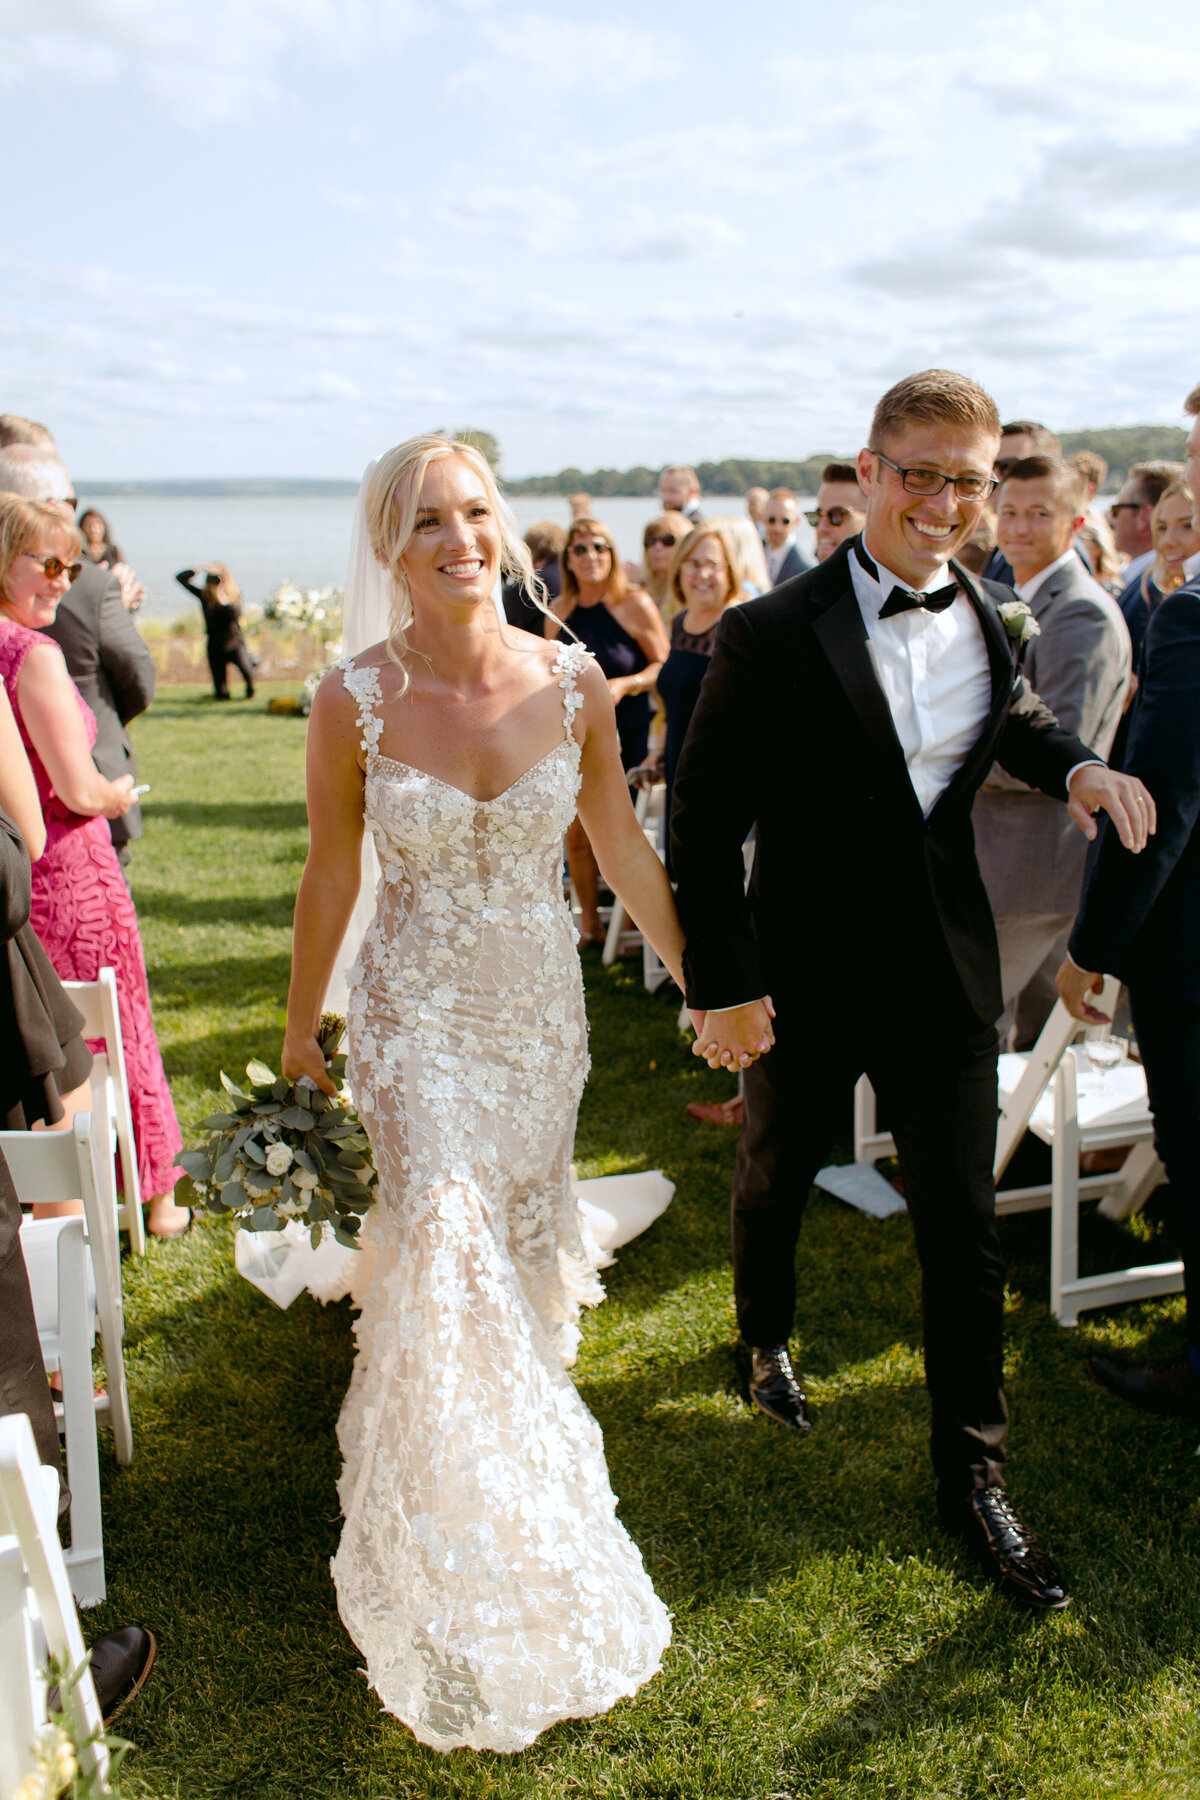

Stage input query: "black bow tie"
[{"left": 855, "top": 540, "right": 958, "bottom": 619}]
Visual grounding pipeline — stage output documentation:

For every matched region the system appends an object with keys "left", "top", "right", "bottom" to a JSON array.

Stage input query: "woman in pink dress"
[{"left": 0, "top": 495, "right": 188, "bottom": 1236}]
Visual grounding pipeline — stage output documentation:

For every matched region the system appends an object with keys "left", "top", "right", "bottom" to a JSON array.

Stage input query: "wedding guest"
[
  {"left": 722, "top": 515, "right": 770, "bottom": 597},
  {"left": 1122, "top": 481, "right": 1199, "bottom": 667},
  {"left": 0, "top": 415, "right": 56, "bottom": 452},
  {"left": 0, "top": 444, "right": 155, "bottom": 875},
  {"left": 0, "top": 495, "right": 188, "bottom": 1236},
  {"left": 78, "top": 508, "right": 122, "bottom": 569},
  {"left": 175, "top": 564, "right": 256, "bottom": 699},
  {"left": 658, "top": 464, "right": 704, "bottom": 525},
  {"left": 763, "top": 489, "right": 813, "bottom": 585},
  {"left": 567, "top": 492, "right": 592, "bottom": 521},
  {"left": 657, "top": 522, "right": 745, "bottom": 830},
  {"left": 673, "top": 367, "right": 1154, "bottom": 1610},
  {"left": 637, "top": 511, "right": 691, "bottom": 617},
  {"left": 1057, "top": 383, "right": 1200, "bottom": 1421},
  {"left": 974, "top": 456, "right": 1131, "bottom": 1047},
  {"left": 502, "top": 520, "right": 566, "bottom": 636},
  {"left": 1111, "top": 461, "right": 1184, "bottom": 621},
  {"left": 745, "top": 487, "right": 769, "bottom": 539},
  {"left": 982, "top": 422, "right": 1063, "bottom": 586},
  {"left": 1075, "top": 508, "right": 1123, "bottom": 591},
  {"left": 808, "top": 463, "right": 867, "bottom": 563},
  {"left": 1068, "top": 450, "right": 1107, "bottom": 504},
  {"left": 549, "top": 517, "right": 668, "bottom": 943}
]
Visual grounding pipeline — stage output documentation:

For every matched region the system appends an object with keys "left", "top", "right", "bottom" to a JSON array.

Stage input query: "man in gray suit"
[
  {"left": 0, "top": 444, "right": 155, "bottom": 877},
  {"left": 974, "top": 455, "right": 1132, "bottom": 1046}
]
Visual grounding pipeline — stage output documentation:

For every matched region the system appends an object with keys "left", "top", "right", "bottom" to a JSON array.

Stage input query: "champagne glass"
[{"left": 1081, "top": 1025, "right": 1128, "bottom": 1094}]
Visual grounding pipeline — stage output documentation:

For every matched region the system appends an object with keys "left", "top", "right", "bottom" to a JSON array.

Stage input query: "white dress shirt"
[
  {"left": 849, "top": 539, "right": 993, "bottom": 819},
  {"left": 1014, "top": 547, "right": 1078, "bottom": 606}
]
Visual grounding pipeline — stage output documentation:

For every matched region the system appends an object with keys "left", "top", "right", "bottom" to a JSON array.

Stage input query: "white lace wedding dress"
[{"left": 332, "top": 643, "right": 671, "bottom": 1752}]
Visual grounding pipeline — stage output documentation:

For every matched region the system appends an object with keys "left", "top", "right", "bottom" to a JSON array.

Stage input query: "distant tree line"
[{"left": 502, "top": 425, "right": 1189, "bottom": 498}]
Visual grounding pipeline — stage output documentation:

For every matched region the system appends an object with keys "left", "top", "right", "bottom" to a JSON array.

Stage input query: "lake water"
[{"left": 78, "top": 492, "right": 817, "bottom": 623}]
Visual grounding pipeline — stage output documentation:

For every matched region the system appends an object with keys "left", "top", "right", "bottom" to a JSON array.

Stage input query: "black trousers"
[
  {"left": 1127, "top": 990, "right": 1200, "bottom": 1345},
  {"left": 206, "top": 635, "right": 255, "bottom": 697},
  {"left": 732, "top": 1010, "right": 1007, "bottom": 1498}
]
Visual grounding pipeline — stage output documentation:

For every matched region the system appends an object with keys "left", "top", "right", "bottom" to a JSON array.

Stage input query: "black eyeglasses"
[
  {"left": 805, "top": 506, "right": 861, "bottom": 528},
  {"left": 873, "top": 449, "right": 996, "bottom": 502},
  {"left": 20, "top": 552, "right": 82, "bottom": 582},
  {"left": 569, "top": 539, "right": 612, "bottom": 557},
  {"left": 644, "top": 533, "right": 677, "bottom": 548}
]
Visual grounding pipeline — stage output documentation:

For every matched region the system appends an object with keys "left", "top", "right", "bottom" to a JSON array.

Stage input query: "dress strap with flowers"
[{"left": 330, "top": 640, "right": 670, "bottom": 1753}]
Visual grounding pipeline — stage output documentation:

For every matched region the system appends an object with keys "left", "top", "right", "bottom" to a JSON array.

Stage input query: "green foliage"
[
  {"left": 454, "top": 426, "right": 502, "bottom": 471},
  {"left": 92, "top": 686, "right": 1200, "bottom": 1797},
  {"left": 503, "top": 426, "right": 1190, "bottom": 498}
]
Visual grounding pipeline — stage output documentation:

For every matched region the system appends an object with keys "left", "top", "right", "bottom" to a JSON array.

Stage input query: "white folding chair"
[
  {"left": 62, "top": 968, "right": 146, "bottom": 1255},
  {"left": 5, "top": 1094, "right": 132, "bottom": 1471},
  {"left": 16, "top": 1216, "right": 106, "bottom": 1606},
  {"left": 601, "top": 784, "right": 668, "bottom": 973},
  {"left": 0, "top": 1412, "right": 108, "bottom": 1792}
]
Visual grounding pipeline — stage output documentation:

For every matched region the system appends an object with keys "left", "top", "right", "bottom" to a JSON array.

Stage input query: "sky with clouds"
[{"left": 2, "top": 0, "right": 1198, "bottom": 480}]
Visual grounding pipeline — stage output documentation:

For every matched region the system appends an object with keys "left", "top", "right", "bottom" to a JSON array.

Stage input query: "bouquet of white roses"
[{"left": 175, "top": 1015, "right": 375, "bottom": 1249}]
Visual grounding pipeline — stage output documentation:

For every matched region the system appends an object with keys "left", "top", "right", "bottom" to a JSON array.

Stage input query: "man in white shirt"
[
  {"left": 671, "top": 369, "right": 1154, "bottom": 1611},
  {"left": 974, "top": 457, "right": 1132, "bottom": 1046}
]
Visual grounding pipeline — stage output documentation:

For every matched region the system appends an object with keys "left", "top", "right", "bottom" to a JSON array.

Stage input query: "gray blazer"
[
  {"left": 39, "top": 563, "right": 156, "bottom": 847},
  {"left": 974, "top": 554, "right": 1132, "bottom": 915}
]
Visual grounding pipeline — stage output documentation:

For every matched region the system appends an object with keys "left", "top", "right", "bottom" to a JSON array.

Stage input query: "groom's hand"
[
  {"left": 1067, "top": 765, "right": 1155, "bottom": 851},
  {"left": 691, "top": 997, "right": 775, "bottom": 1070}
]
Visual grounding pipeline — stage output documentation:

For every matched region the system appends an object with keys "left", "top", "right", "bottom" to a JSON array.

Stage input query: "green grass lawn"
[{"left": 84, "top": 686, "right": 1200, "bottom": 1798}]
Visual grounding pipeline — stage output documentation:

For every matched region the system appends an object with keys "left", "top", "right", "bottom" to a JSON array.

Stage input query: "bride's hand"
[{"left": 282, "top": 1031, "right": 339, "bottom": 1096}]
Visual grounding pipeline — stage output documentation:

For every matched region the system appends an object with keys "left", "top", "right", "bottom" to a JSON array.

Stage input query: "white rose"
[
  {"left": 265, "top": 1143, "right": 293, "bottom": 1176},
  {"left": 292, "top": 1167, "right": 318, "bottom": 1189}
]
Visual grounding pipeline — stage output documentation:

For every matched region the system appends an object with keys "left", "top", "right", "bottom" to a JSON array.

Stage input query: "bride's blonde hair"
[{"left": 366, "top": 435, "right": 547, "bottom": 683}]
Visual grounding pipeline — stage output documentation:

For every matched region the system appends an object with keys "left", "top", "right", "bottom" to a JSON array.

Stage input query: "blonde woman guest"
[
  {"left": 1144, "top": 481, "right": 1199, "bottom": 603},
  {"left": 549, "top": 517, "right": 669, "bottom": 943},
  {"left": 0, "top": 496, "right": 188, "bottom": 1235},
  {"left": 282, "top": 435, "right": 691, "bottom": 1749},
  {"left": 721, "top": 514, "right": 771, "bottom": 597},
  {"left": 638, "top": 511, "right": 691, "bottom": 616}
]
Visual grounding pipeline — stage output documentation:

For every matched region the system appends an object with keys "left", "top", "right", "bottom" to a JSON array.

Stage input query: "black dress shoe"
[
  {"left": 943, "top": 1487, "right": 1069, "bottom": 1611},
  {"left": 745, "top": 1344, "right": 811, "bottom": 1436},
  {"left": 49, "top": 1626, "right": 156, "bottom": 1725},
  {"left": 1086, "top": 1351, "right": 1200, "bottom": 1419}
]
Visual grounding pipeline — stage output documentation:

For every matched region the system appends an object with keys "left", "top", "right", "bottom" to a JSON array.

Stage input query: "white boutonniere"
[{"left": 997, "top": 598, "right": 1041, "bottom": 645}]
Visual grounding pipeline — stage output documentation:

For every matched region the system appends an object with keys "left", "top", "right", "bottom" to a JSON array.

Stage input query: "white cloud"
[{"left": 442, "top": 12, "right": 680, "bottom": 109}]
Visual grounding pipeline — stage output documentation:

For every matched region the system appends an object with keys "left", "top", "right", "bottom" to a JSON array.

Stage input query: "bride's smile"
[{"left": 401, "top": 457, "right": 502, "bottom": 608}]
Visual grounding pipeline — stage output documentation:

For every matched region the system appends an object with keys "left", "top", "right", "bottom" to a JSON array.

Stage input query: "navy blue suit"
[
  {"left": 767, "top": 540, "right": 813, "bottom": 587},
  {"left": 1068, "top": 576, "right": 1200, "bottom": 1338}
]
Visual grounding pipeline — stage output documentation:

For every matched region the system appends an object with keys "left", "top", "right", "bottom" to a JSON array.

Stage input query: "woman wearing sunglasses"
[
  {"left": 637, "top": 510, "right": 690, "bottom": 618},
  {"left": 0, "top": 496, "right": 188, "bottom": 1237},
  {"left": 549, "top": 518, "right": 669, "bottom": 944}
]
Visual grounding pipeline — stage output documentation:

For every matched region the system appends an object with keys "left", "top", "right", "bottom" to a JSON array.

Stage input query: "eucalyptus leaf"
[
  {"left": 279, "top": 1175, "right": 296, "bottom": 1204},
  {"left": 278, "top": 1105, "right": 314, "bottom": 1130},
  {"left": 213, "top": 1151, "right": 236, "bottom": 1183},
  {"left": 250, "top": 1206, "right": 283, "bottom": 1231},
  {"left": 243, "top": 1169, "right": 276, "bottom": 1195},
  {"left": 178, "top": 1151, "right": 212, "bottom": 1181},
  {"left": 206, "top": 1192, "right": 231, "bottom": 1214},
  {"left": 220, "top": 1071, "right": 249, "bottom": 1101},
  {"left": 272, "top": 1078, "right": 290, "bottom": 1102},
  {"left": 221, "top": 1179, "right": 248, "bottom": 1210},
  {"left": 241, "top": 1137, "right": 267, "bottom": 1165},
  {"left": 310, "top": 1222, "right": 323, "bottom": 1249},
  {"left": 251, "top": 1100, "right": 281, "bottom": 1116},
  {"left": 292, "top": 1149, "right": 318, "bottom": 1175},
  {"left": 246, "top": 1059, "right": 277, "bottom": 1086},
  {"left": 321, "top": 1124, "right": 358, "bottom": 1141},
  {"left": 199, "top": 1112, "right": 239, "bottom": 1130},
  {"left": 337, "top": 1149, "right": 367, "bottom": 1170},
  {"left": 333, "top": 1225, "right": 361, "bottom": 1249}
]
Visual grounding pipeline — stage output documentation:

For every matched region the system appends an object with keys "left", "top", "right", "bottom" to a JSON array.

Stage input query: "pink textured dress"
[{"left": 0, "top": 619, "right": 182, "bottom": 1198}]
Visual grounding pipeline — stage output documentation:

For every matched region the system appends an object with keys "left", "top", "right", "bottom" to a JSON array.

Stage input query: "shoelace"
[{"left": 977, "top": 1488, "right": 1031, "bottom": 1554}]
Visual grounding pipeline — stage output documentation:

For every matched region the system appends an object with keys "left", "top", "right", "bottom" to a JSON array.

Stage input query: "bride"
[{"left": 282, "top": 435, "right": 692, "bottom": 1752}]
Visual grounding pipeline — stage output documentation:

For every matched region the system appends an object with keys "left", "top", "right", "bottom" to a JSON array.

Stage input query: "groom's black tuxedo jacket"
[{"left": 670, "top": 537, "right": 1093, "bottom": 1034}]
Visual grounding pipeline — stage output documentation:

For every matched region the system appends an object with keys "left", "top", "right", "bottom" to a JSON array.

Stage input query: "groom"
[{"left": 670, "top": 369, "right": 1155, "bottom": 1610}]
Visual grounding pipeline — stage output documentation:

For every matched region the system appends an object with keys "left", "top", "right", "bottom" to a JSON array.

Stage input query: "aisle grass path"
[{"left": 90, "top": 687, "right": 1200, "bottom": 1798}]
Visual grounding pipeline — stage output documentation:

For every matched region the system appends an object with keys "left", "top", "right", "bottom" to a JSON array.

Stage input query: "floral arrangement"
[
  {"left": 175, "top": 1015, "right": 376, "bottom": 1247},
  {"left": 10, "top": 1655, "right": 133, "bottom": 1800},
  {"left": 997, "top": 597, "right": 1041, "bottom": 646},
  {"left": 260, "top": 580, "right": 344, "bottom": 646}
]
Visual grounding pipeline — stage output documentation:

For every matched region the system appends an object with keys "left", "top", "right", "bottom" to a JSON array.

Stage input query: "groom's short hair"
[{"left": 868, "top": 370, "right": 1000, "bottom": 451}]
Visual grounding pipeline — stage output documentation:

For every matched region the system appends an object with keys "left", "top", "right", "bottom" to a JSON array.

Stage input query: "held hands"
[
  {"left": 281, "top": 1031, "right": 339, "bottom": 1097},
  {"left": 1055, "top": 959, "right": 1110, "bottom": 1025},
  {"left": 1066, "top": 766, "right": 1155, "bottom": 851},
  {"left": 690, "top": 997, "right": 776, "bottom": 1071}
]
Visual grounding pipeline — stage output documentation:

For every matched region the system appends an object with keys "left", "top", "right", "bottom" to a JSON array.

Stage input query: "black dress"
[
  {"left": 565, "top": 598, "right": 651, "bottom": 769},
  {"left": 175, "top": 570, "right": 256, "bottom": 698},
  {"left": 657, "top": 610, "right": 721, "bottom": 861}
]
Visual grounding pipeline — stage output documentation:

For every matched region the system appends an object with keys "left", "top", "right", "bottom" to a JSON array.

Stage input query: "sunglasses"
[
  {"left": 1109, "top": 502, "right": 1143, "bottom": 516},
  {"left": 644, "top": 533, "right": 677, "bottom": 549},
  {"left": 805, "top": 507, "right": 861, "bottom": 528},
  {"left": 569, "top": 539, "right": 612, "bottom": 557},
  {"left": 765, "top": 514, "right": 795, "bottom": 526},
  {"left": 21, "top": 552, "right": 83, "bottom": 582}
]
